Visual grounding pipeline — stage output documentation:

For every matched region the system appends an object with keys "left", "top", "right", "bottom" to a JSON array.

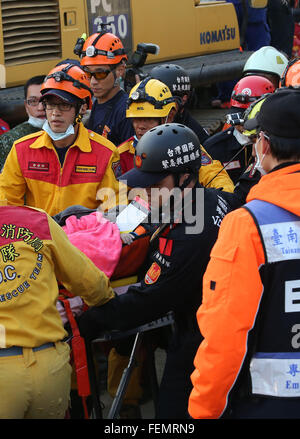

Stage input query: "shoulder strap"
[{"left": 60, "top": 297, "right": 91, "bottom": 418}]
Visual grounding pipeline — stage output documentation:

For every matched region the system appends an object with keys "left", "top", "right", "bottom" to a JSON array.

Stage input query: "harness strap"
[{"left": 60, "top": 294, "right": 91, "bottom": 419}]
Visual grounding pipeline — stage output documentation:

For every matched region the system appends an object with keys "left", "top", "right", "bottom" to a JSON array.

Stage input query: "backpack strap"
[{"left": 60, "top": 293, "right": 91, "bottom": 419}]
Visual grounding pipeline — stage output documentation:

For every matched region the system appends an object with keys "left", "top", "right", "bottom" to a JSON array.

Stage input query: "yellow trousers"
[{"left": 0, "top": 342, "right": 72, "bottom": 419}]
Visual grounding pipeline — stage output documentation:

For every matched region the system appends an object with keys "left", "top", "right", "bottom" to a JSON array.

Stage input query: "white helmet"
[{"left": 243, "top": 46, "right": 288, "bottom": 79}]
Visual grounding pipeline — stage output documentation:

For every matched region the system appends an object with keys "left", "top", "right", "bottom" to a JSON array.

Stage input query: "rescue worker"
[
  {"left": 0, "top": 63, "right": 121, "bottom": 215},
  {"left": 119, "top": 77, "right": 235, "bottom": 193},
  {"left": 75, "top": 27, "right": 134, "bottom": 145},
  {"left": 267, "top": 0, "right": 295, "bottom": 58},
  {"left": 0, "top": 75, "right": 46, "bottom": 170},
  {"left": 242, "top": 45, "right": 289, "bottom": 88},
  {"left": 242, "top": 95, "right": 267, "bottom": 145},
  {"left": 211, "top": 0, "right": 271, "bottom": 108},
  {"left": 149, "top": 63, "right": 210, "bottom": 144},
  {"left": 204, "top": 75, "right": 275, "bottom": 184},
  {"left": 189, "top": 88, "right": 300, "bottom": 419},
  {"left": 78, "top": 123, "right": 246, "bottom": 418},
  {"left": 0, "top": 202, "right": 114, "bottom": 419}
]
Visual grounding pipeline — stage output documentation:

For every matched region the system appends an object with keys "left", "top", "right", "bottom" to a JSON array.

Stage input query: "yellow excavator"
[{"left": 0, "top": 0, "right": 267, "bottom": 125}]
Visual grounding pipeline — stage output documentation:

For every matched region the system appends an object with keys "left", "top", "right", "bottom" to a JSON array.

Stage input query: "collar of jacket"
[{"left": 29, "top": 123, "right": 92, "bottom": 153}]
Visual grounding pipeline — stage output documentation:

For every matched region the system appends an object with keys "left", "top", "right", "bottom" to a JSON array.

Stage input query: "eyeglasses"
[
  {"left": 26, "top": 98, "right": 41, "bottom": 106},
  {"left": 44, "top": 102, "right": 74, "bottom": 112},
  {"left": 82, "top": 67, "right": 113, "bottom": 80}
]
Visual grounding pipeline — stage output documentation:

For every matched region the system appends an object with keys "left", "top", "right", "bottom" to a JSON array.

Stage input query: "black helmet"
[
  {"left": 150, "top": 64, "right": 191, "bottom": 98},
  {"left": 120, "top": 123, "right": 201, "bottom": 188}
]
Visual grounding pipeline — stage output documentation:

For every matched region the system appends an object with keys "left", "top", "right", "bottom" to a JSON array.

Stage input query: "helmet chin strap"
[
  {"left": 150, "top": 172, "right": 197, "bottom": 242},
  {"left": 166, "top": 172, "right": 197, "bottom": 222}
]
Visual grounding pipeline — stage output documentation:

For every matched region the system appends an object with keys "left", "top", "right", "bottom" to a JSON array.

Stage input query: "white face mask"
[
  {"left": 254, "top": 142, "right": 267, "bottom": 176},
  {"left": 42, "top": 120, "right": 75, "bottom": 141},
  {"left": 28, "top": 115, "right": 46, "bottom": 129}
]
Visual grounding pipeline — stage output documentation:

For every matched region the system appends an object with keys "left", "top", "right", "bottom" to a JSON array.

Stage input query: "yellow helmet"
[
  {"left": 126, "top": 78, "right": 177, "bottom": 118},
  {"left": 243, "top": 95, "right": 268, "bottom": 136}
]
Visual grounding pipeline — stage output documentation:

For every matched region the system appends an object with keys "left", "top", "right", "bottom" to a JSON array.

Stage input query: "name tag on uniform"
[
  {"left": 250, "top": 352, "right": 300, "bottom": 397},
  {"left": 75, "top": 165, "right": 97, "bottom": 173},
  {"left": 223, "top": 160, "right": 241, "bottom": 170}
]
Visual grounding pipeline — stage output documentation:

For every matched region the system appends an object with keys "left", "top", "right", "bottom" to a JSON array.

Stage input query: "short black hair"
[
  {"left": 24, "top": 75, "right": 46, "bottom": 99},
  {"left": 268, "top": 134, "right": 300, "bottom": 162}
]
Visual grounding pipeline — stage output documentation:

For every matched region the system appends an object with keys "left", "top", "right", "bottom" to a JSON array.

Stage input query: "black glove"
[{"left": 77, "top": 307, "right": 107, "bottom": 341}]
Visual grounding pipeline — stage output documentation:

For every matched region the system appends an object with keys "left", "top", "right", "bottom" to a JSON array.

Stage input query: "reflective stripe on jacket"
[{"left": 189, "top": 163, "right": 300, "bottom": 418}]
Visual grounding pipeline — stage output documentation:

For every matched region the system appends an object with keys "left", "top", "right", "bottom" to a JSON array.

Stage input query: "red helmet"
[{"left": 230, "top": 75, "right": 275, "bottom": 109}]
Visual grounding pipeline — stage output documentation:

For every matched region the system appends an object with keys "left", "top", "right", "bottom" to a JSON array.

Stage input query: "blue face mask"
[{"left": 43, "top": 120, "right": 75, "bottom": 141}]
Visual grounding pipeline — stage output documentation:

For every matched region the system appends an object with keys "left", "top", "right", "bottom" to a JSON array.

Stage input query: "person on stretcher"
[{"left": 55, "top": 196, "right": 152, "bottom": 323}]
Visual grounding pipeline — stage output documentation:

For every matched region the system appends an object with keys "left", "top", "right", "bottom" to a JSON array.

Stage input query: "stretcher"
[{"left": 84, "top": 275, "right": 175, "bottom": 419}]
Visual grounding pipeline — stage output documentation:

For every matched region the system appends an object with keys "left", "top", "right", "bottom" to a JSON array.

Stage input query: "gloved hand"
[
  {"left": 77, "top": 307, "right": 107, "bottom": 340},
  {"left": 120, "top": 232, "right": 135, "bottom": 245}
]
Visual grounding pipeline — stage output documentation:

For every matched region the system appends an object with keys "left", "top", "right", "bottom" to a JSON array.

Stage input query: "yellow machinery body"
[{"left": 0, "top": 0, "right": 241, "bottom": 89}]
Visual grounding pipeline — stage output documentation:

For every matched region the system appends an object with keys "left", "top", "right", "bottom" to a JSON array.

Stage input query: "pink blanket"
[{"left": 62, "top": 211, "right": 122, "bottom": 278}]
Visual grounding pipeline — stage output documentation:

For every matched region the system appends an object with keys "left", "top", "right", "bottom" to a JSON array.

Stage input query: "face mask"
[
  {"left": 42, "top": 120, "right": 75, "bottom": 141},
  {"left": 28, "top": 116, "right": 46, "bottom": 129},
  {"left": 254, "top": 142, "right": 267, "bottom": 176}
]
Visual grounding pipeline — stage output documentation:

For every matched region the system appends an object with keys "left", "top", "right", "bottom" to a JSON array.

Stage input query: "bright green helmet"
[{"left": 243, "top": 95, "right": 268, "bottom": 136}]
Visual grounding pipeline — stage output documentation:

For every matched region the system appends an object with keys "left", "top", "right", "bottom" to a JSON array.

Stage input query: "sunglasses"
[{"left": 82, "top": 67, "right": 113, "bottom": 80}]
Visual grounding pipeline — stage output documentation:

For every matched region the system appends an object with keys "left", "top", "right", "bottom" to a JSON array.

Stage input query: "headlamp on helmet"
[
  {"left": 41, "top": 63, "right": 93, "bottom": 109},
  {"left": 78, "top": 24, "right": 127, "bottom": 66},
  {"left": 126, "top": 78, "right": 177, "bottom": 118}
]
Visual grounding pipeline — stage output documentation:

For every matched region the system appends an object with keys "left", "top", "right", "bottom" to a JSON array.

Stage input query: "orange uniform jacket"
[
  {"left": 0, "top": 123, "right": 121, "bottom": 215},
  {"left": 118, "top": 137, "right": 235, "bottom": 192},
  {"left": 188, "top": 163, "right": 300, "bottom": 419}
]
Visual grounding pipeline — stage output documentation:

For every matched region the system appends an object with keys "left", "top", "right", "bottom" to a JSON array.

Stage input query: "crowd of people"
[{"left": 0, "top": 13, "right": 300, "bottom": 421}]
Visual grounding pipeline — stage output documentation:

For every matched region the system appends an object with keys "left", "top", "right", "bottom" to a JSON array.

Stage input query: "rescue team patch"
[
  {"left": 112, "top": 160, "right": 122, "bottom": 179},
  {"left": 28, "top": 162, "right": 49, "bottom": 171},
  {"left": 75, "top": 165, "right": 97, "bottom": 173},
  {"left": 99, "top": 124, "right": 111, "bottom": 138},
  {"left": 145, "top": 262, "right": 161, "bottom": 285},
  {"left": 201, "top": 151, "right": 212, "bottom": 165}
]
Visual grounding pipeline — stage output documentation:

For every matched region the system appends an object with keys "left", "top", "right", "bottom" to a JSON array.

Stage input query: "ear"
[
  {"left": 24, "top": 100, "right": 30, "bottom": 116},
  {"left": 116, "top": 63, "right": 126, "bottom": 78},
  {"left": 181, "top": 94, "right": 188, "bottom": 105},
  {"left": 166, "top": 107, "right": 177, "bottom": 123},
  {"left": 179, "top": 173, "right": 190, "bottom": 186},
  {"left": 79, "top": 102, "right": 88, "bottom": 115},
  {"left": 261, "top": 135, "right": 270, "bottom": 155}
]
